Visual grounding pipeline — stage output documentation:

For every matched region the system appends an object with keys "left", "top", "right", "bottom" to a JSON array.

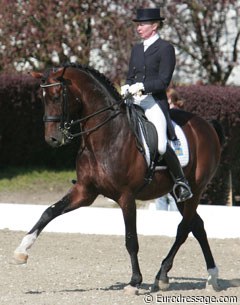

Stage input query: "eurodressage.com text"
[{"left": 143, "top": 293, "right": 238, "bottom": 304}]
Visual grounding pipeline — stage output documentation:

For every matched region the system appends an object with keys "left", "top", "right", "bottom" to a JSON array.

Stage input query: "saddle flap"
[
  {"left": 126, "top": 103, "right": 190, "bottom": 177},
  {"left": 127, "top": 104, "right": 158, "bottom": 163}
]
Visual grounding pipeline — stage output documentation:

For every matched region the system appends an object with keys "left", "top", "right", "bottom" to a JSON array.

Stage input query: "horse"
[{"left": 14, "top": 63, "right": 223, "bottom": 294}]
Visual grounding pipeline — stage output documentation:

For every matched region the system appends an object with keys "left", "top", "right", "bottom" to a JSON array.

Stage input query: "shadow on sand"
[{"left": 25, "top": 277, "right": 240, "bottom": 295}]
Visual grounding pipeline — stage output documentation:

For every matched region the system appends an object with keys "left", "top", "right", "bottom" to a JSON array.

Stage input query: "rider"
[{"left": 121, "top": 8, "right": 192, "bottom": 202}]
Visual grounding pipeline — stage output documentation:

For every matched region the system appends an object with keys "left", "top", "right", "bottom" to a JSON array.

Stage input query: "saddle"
[{"left": 126, "top": 101, "right": 193, "bottom": 183}]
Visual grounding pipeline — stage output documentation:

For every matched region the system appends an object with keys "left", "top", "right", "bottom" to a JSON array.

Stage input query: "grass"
[
  {"left": 0, "top": 167, "right": 76, "bottom": 192},
  {"left": 0, "top": 166, "right": 150, "bottom": 208}
]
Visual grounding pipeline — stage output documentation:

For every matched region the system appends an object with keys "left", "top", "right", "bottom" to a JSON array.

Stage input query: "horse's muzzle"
[{"left": 45, "top": 135, "right": 66, "bottom": 147}]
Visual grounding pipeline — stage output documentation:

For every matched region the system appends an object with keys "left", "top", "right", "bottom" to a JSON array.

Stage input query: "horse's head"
[
  {"left": 32, "top": 67, "right": 81, "bottom": 147},
  {"left": 32, "top": 64, "right": 123, "bottom": 148}
]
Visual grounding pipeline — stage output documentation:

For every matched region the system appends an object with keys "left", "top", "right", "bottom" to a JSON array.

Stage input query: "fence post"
[{"left": 227, "top": 170, "right": 233, "bottom": 206}]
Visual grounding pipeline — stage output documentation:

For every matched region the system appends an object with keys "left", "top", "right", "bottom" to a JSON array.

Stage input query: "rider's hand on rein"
[{"left": 129, "top": 82, "right": 144, "bottom": 96}]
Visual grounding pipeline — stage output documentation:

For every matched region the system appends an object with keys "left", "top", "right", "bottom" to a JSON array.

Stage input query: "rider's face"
[{"left": 136, "top": 22, "right": 158, "bottom": 40}]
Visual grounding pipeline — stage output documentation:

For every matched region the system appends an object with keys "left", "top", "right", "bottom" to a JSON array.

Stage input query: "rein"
[{"left": 41, "top": 80, "right": 122, "bottom": 140}]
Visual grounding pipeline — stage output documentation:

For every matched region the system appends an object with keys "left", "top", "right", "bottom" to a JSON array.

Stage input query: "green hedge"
[{"left": 177, "top": 85, "right": 240, "bottom": 206}]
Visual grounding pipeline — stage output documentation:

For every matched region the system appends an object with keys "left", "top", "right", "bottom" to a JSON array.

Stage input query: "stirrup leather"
[{"left": 173, "top": 181, "right": 193, "bottom": 202}]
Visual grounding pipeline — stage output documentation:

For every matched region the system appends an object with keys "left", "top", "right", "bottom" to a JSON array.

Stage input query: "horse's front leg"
[
  {"left": 14, "top": 184, "right": 96, "bottom": 264},
  {"left": 119, "top": 196, "right": 142, "bottom": 295}
]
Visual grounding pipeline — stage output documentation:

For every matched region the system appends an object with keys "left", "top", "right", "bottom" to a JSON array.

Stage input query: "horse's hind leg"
[
  {"left": 14, "top": 185, "right": 96, "bottom": 264},
  {"left": 153, "top": 200, "right": 220, "bottom": 292},
  {"left": 153, "top": 216, "right": 191, "bottom": 291},
  {"left": 152, "top": 195, "right": 199, "bottom": 291},
  {"left": 191, "top": 213, "right": 220, "bottom": 291}
]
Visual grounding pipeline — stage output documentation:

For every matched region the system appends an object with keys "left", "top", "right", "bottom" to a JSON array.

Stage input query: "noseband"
[
  {"left": 40, "top": 76, "right": 122, "bottom": 141},
  {"left": 41, "top": 81, "right": 66, "bottom": 124},
  {"left": 41, "top": 78, "right": 73, "bottom": 140}
]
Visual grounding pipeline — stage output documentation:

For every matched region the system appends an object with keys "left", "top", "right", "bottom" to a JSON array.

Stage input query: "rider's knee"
[{"left": 158, "top": 141, "right": 167, "bottom": 155}]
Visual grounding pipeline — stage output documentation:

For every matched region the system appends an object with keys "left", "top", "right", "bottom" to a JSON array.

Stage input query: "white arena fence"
[{"left": 0, "top": 203, "right": 239, "bottom": 239}]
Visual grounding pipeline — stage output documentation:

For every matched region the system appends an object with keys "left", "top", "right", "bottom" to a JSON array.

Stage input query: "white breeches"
[{"left": 133, "top": 95, "right": 167, "bottom": 155}]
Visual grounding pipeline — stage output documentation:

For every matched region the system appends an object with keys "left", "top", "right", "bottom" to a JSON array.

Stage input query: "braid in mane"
[{"left": 62, "top": 62, "right": 121, "bottom": 101}]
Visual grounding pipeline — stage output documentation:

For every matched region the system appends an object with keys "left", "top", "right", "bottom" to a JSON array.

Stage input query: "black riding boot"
[{"left": 163, "top": 144, "right": 193, "bottom": 202}]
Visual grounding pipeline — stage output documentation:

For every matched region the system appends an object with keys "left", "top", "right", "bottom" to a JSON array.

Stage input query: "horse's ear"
[{"left": 30, "top": 71, "right": 43, "bottom": 79}]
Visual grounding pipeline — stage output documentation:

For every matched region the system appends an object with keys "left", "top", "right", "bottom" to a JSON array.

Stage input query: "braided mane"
[{"left": 63, "top": 63, "right": 121, "bottom": 101}]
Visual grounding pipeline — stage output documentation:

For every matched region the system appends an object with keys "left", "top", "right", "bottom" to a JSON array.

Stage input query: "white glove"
[
  {"left": 129, "top": 82, "right": 144, "bottom": 96},
  {"left": 120, "top": 84, "right": 130, "bottom": 96}
]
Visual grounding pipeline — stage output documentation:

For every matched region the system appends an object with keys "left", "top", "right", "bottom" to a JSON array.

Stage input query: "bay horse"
[{"left": 14, "top": 63, "right": 223, "bottom": 294}]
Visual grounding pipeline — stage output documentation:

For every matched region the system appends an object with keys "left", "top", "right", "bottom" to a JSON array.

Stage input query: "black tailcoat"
[{"left": 126, "top": 37, "right": 176, "bottom": 139}]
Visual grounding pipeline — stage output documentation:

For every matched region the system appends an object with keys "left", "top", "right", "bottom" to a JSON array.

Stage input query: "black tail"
[{"left": 210, "top": 119, "right": 225, "bottom": 146}]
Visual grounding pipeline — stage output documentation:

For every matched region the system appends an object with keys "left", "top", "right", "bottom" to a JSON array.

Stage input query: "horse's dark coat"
[{"left": 25, "top": 64, "right": 223, "bottom": 289}]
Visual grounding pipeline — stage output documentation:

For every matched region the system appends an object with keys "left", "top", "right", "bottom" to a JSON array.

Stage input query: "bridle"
[{"left": 40, "top": 75, "right": 122, "bottom": 141}]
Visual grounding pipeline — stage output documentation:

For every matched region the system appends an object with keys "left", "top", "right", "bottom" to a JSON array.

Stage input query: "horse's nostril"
[{"left": 45, "top": 136, "right": 61, "bottom": 147}]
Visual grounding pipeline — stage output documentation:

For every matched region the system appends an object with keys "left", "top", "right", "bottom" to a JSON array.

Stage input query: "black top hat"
[{"left": 133, "top": 8, "right": 165, "bottom": 22}]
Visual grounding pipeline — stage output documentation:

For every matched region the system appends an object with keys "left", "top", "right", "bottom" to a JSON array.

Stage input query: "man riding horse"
[{"left": 121, "top": 8, "right": 192, "bottom": 202}]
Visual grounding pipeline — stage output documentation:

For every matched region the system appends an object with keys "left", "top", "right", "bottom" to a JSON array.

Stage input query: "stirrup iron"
[{"left": 173, "top": 181, "right": 193, "bottom": 202}]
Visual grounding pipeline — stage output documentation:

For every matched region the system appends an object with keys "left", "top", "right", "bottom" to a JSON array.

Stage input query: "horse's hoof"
[
  {"left": 13, "top": 251, "right": 28, "bottom": 265},
  {"left": 124, "top": 284, "right": 139, "bottom": 295},
  {"left": 151, "top": 278, "right": 169, "bottom": 292},
  {"left": 158, "top": 279, "right": 170, "bottom": 291},
  {"left": 206, "top": 278, "right": 221, "bottom": 292},
  {"left": 206, "top": 267, "right": 221, "bottom": 291},
  {"left": 206, "top": 281, "right": 221, "bottom": 292},
  {"left": 151, "top": 279, "right": 160, "bottom": 292}
]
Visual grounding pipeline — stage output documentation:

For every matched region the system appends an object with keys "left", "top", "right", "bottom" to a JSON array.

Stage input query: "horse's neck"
[
  {"left": 72, "top": 69, "right": 130, "bottom": 147},
  {"left": 82, "top": 99, "right": 129, "bottom": 150}
]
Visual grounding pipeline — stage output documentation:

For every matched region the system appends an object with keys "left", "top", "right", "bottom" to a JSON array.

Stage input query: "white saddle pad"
[
  {"left": 140, "top": 121, "right": 189, "bottom": 169},
  {"left": 169, "top": 121, "right": 189, "bottom": 167}
]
